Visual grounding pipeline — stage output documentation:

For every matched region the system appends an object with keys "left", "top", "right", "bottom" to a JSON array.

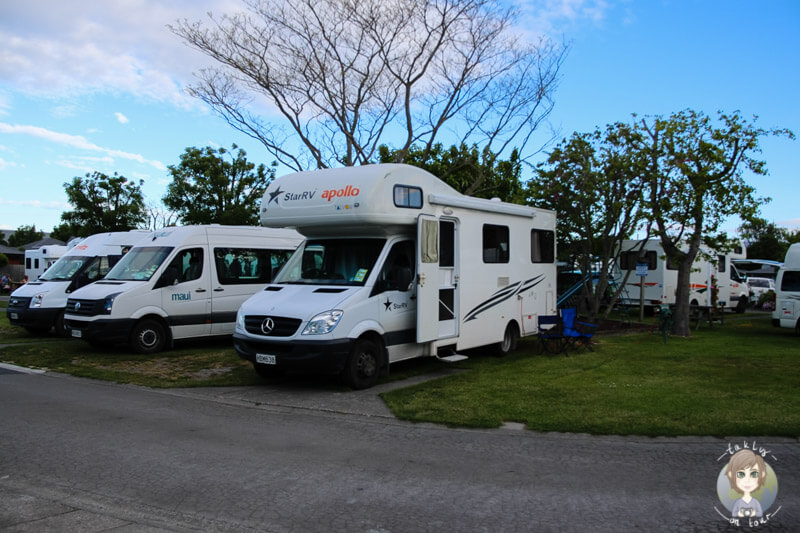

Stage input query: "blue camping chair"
[
  {"left": 537, "top": 314, "right": 565, "bottom": 354},
  {"left": 560, "top": 308, "right": 597, "bottom": 354}
]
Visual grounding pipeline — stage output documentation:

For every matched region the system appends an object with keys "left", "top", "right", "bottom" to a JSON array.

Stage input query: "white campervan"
[
  {"left": 63, "top": 225, "right": 303, "bottom": 353},
  {"left": 615, "top": 239, "right": 749, "bottom": 312},
  {"left": 233, "top": 164, "right": 557, "bottom": 389},
  {"left": 25, "top": 245, "right": 68, "bottom": 281},
  {"left": 772, "top": 243, "right": 800, "bottom": 334},
  {"left": 7, "top": 231, "right": 150, "bottom": 335}
]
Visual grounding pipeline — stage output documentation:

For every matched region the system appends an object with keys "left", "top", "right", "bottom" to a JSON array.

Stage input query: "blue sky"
[{"left": 1, "top": 0, "right": 798, "bottom": 236}]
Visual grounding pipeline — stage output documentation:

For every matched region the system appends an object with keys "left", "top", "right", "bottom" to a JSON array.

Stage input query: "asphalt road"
[{"left": 1, "top": 364, "right": 798, "bottom": 532}]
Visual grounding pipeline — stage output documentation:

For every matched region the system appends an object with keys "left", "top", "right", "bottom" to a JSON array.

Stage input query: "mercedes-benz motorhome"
[
  {"left": 63, "top": 225, "right": 303, "bottom": 353},
  {"left": 7, "top": 230, "right": 150, "bottom": 335},
  {"left": 614, "top": 239, "right": 749, "bottom": 312},
  {"left": 772, "top": 243, "right": 800, "bottom": 334},
  {"left": 233, "top": 164, "right": 557, "bottom": 389}
]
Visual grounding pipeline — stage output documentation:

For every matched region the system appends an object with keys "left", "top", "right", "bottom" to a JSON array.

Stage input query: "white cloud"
[
  {"left": 0, "top": 122, "right": 167, "bottom": 171},
  {"left": 115, "top": 112, "right": 129, "bottom": 124},
  {"left": 0, "top": 197, "right": 69, "bottom": 211},
  {"left": 0, "top": 156, "right": 18, "bottom": 171}
]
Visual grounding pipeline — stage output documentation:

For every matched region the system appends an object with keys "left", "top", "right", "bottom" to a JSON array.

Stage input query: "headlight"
[
  {"left": 302, "top": 310, "right": 343, "bottom": 335},
  {"left": 31, "top": 293, "right": 46, "bottom": 308},
  {"left": 103, "top": 292, "right": 122, "bottom": 314},
  {"left": 236, "top": 309, "right": 246, "bottom": 332}
]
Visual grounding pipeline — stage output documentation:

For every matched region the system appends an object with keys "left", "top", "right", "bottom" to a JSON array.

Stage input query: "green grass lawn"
[{"left": 381, "top": 315, "right": 800, "bottom": 437}]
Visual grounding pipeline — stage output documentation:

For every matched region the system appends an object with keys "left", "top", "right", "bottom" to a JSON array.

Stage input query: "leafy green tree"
[
  {"left": 378, "top": 143, "right": 525, "bottom": 203},
  {"left": 637, "top": 109, "right": 794, "bottom": 336},
  {"left": 0, "top": 253, "right": 8, "bottom": 269},
  {"left": 530, "top": 123, "right": 648, "bottom": 317},
  {"left": 60, "top": 172, "right": 147, "bottom": 237},
  {"left": 163, "top": 145, "right": 274, "bottom": 225},
  {"left": 8, "top": 224, "right": 45, "bottom": 247},
  {"left": 738, "top": 217, "right": 791, "bottom": 261},
  {"left": 50, "top": 222, "right": 80, "bottom": 243}
]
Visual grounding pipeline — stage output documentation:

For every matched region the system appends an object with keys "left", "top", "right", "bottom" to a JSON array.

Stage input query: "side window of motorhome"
[
  {"left": 531, "top": 230, "right": 555, "bottom": 263},
  {"left": 162, "top": 248, "right": 203, "bottom": 285},
  {"left": 483, "top": 224, "right": 509, "bottom": 263},
  {"left": 214, "top": 247, "right": 294, "bottom": 285},
  {"left": 718, "top": 255, "right": 727, "bottom": 273},
  {"left": 781, "top": 271, "right": 800, "bottom": 292},
  {"left": 620, "top": 250, "right": 657, "bottom": 270},
  {"left": 373, "top": 241, "right": 415, "bottom": 295},
  {"left": 394, "top": 185, "right": 423, "bottom": 208}
]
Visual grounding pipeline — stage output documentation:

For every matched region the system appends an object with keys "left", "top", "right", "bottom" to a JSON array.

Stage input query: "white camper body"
[
  {"left": 614, "top": 239, "right": 749, "bottom": 312},
  {"left": 772, "top": 243, "right": 800, "bottom": 333},
  {"left": 7, "top": 230, "right": 150, "bottom": 335},
  {"left": 63, "top": 225, "right": 303, "bottom": 353},
  {"left": 233, "top": 164, "right": 557, "bottom": 389},
  {"left": 25, "top": 245, "right": 68, "bottom": 281}
]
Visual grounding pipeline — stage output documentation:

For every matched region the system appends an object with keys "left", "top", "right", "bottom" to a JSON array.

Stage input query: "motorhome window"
[
  {"left": 718, "top": 255, "right": 727, "bottom": 273},
  {"left": 39, "top": 256, "right": 93, "bottom": 281},
  {"left": 274, "top": 238, "right": 386, "bottom": 286},
  {"left": 394, "top": 185, "right": 423, "bottom": 208},
  {"left": 666, "top": 255, "right": 679, "bottom": 271},
  {"left": 213, "top": 247, "right": 294, "bottom": 284},
  {"left": 440, "top": 220, "right": 455, "bottom": 267},
  {"left": 531, "top": 230, "right": 555, "bottom": 263},
  {"left": 482, "top": 224, "right": 509, "bottom": 263},
  {"left": 34, "top": 258, "right": 40, "bottom": 269},
  {"left": 373, "top": 241, "right": 415, "bottom": 295},
  {"left": 780, "top": 271, "right": 800, "bottom": 292},
  {"left": 105, "top": 246, "right": 174, "bottom": 281},
  {"left": 163, "top": 248, "right": 204, "bottom": 284},
  {"left": 26, "top": 258, "right": 31, "bottom": 269},
  {"left": 620, "top": 250, "right": 657, "bottom": 270}
]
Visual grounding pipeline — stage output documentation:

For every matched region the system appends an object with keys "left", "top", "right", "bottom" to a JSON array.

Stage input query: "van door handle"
[
  {"left": 214, "top": 288, "right": 224, "bottom": 292},
  {"left": 195, "top": 289, "right": 207, "bottom": 293}
]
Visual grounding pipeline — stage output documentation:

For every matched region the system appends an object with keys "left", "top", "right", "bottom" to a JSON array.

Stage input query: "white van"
[
  {"left": 25, "top": 245, "right": 68, "bottom": 281},
  {"left": 614, "top": 239, "right": 749, "bottom": 312},
  {"left": 772, "top": 243, "right": 800, "bottom": 334},
  {"left": 7, "top": 231, "right": 150, "bottom": 335},
  {"left": 233, "top": 164, "right": 557, "bottom": 389},
  {"left": 63, "top": 225, "right": 303, "bottom": 353}
]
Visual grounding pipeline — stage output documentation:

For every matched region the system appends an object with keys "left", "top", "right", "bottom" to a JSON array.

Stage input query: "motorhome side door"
[{"left": 416, "top": 215, "right": 458, "bottom": 343}]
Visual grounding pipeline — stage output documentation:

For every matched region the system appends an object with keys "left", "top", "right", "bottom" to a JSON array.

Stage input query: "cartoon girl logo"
[{"left": 716, "top": 448, "right": 779, "bottom": 524}]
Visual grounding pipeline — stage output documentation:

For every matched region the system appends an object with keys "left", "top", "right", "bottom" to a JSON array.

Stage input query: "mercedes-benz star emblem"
[{"left": 260, "top": 317, "right": 275, "bottom": 334}]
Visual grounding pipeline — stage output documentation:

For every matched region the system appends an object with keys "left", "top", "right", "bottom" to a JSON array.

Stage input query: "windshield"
[
  {"left": 750, "top": 279, "right": 769, "bottom": 288},
  {"left": 105, "top": 246, "right": 174, "bottom": 281},
  {"left": 39, "top": 256, "right": 93, "bottom": 281},
  {"left": 274, "top": 238, "right": 386, "bottom": 286}
]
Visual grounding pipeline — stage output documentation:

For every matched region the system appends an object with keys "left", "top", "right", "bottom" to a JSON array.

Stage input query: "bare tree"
[
  {"left": 143, "top": 203, "right": 181, "bottom": 230},
  {"left": 170, "top": 0, "right": 567, "bottom": 177}
]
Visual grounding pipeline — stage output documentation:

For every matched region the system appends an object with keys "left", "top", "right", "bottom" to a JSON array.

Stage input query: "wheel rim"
[
  {"left": 356, "top": 350, "right": 377, "bottom": 377},
  {"left": 139, "top": 328, "right": 158, "bottom": 348}
]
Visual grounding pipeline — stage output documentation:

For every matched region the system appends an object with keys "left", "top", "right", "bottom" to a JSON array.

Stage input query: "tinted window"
[
  {"left": 781, "top": 271, "right": 800, "bottom": 292},
  {"left": 214, "top": 247, "right": 294, "bottom": 285},
  {"left": 531, "top": 230, "right": 555, "bottom": 263},
  {"left": 620, "top": 250, "right": 657, "bottom": 270},
  {"left": 483, "top": 224, "right": 509, "bottom": 263},
  {"left": 394, "top": 185, "right": 423, "bottom": 208}
]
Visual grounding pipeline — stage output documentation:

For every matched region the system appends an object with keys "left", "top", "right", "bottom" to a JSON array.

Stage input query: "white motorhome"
[
  {"left": 63, "top": 225, "right": 303, "bottom": 353},
  {"left": 233, "top": 164, "right": 557, "bottom": 389},
  {"left": 615, "top": 239, "right": 749, "bottom": 312},
  {"left": 7, "top": 230, "right": 150, "bottom": 335},
  {"left": 25, "top": 245, "right": 68, "bottom": 281},
  {"left": 772, "top": 243, "right": 800, "bottom": 334}
]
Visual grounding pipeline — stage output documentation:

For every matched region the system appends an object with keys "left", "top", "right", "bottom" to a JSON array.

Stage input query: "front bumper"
[
  {"left": 233, "top": 333, "right": 354, "bottom": 374},
  {"left": 64, "top": 317, "right": 137, "bottom": 345},
  {"left": 6, "top": 305, "right": 61, "bottom": 331}
]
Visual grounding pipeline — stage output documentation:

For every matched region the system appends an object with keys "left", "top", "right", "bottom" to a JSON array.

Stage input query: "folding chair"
[
  {"left": 561, "top": 307, "right": 597, "bottom": 353},
  {"left": 537, "top": 314, "right": 565, "bottom": 355}
]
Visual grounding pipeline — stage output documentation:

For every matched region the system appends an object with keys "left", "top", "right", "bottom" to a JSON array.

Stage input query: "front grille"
[
  {"left": 66, "top": 298, "right": 106, "bottom": 317},
  {"left": 7, "top": 296, "right": 32, "bottom": 310},
  {"left": 244, "top": 315, "right": 302, "bottom": 337}
]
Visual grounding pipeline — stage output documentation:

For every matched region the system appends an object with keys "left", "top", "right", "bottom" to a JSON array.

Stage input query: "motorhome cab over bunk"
[
  {"left": 234, "top": 164, "right": 557, "bottom": 389},
  {"left": 63, "top": 225, "right": 303, "bottom": 353},
  {"left": 7, "top": 230, "right": 150, "bottom": 335},
  {"left": 614, "top": 239, "right": 749, "bottom": 312}
]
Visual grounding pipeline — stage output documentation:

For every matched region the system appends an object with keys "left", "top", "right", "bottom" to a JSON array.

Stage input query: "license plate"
[
  {"left": 71, "top": 329, "right": 82, "bottom": 338},
  {"left": 256, "top": 353, "right": 276, "bottom": 365},
  {"left": 10, "top": 313, "right": 18, "bottom": 320}
]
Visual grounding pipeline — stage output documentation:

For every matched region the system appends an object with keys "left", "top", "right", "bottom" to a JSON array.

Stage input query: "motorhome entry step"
[{"left": 438, "top": 354, "right": 468, "bottom": 363}]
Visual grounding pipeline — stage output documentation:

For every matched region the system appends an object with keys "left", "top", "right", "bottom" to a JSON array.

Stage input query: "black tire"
[
  {"left": 253, "top": 362, "right": 285, "bottom": 380},
  {"left": 341, "top": 338, "right": 381, "bottom": 390},
  {"left": 130, "top": 319, "right": 167, "bottom": 354},
  {"left": 736, "top": 296, "right": 747, "bottom": 314},
  {"left": 494, "top": 322, "right": 519, "bottom": 357},
  {"left": 54, "top": 310, "right": 67, "bottom": 337},
  {"left": 795, "top": 319, "right": 800, "bottom": 337}
]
